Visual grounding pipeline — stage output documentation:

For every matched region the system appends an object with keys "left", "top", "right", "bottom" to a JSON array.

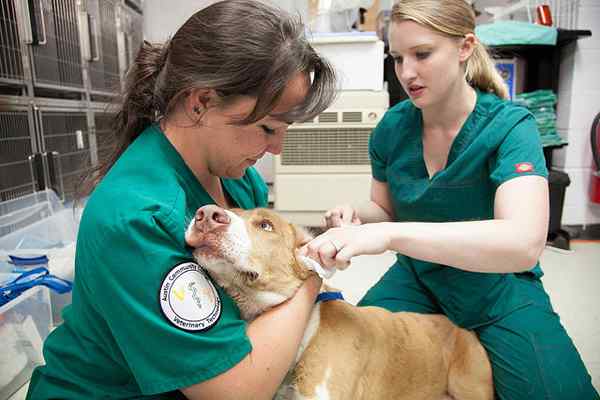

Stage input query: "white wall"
[
  {"left": 555, "top": 0, "right": 600, "bottom": 226},
  {"left": 142, "top": 0, "right": 216, "bottom": 43},
  {"left": 143, "top": 0, "right": 308, "bottom": 43}
]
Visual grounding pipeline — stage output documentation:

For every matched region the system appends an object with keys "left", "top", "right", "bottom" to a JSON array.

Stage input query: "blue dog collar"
[{"left": 316, "top": 291, "right": 344, "bottom": 303}]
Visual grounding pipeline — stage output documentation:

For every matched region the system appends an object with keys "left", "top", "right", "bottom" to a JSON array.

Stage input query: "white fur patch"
[
  {"left": 194, "top": 210, "right": 254, "bottom": 280},
  {"left": 289, "top": 367, "right": 331, "bottom": 400},
  {"left": 222, "top": 210, "right": 252, "bottom": 271},
  {"left": 314, "top": 368, "right": 332, "bottom": 400},
  {"left": 295, "top": 303, "right": 321, "bottom": 363},
  {"left": 255, "top": 291, "right": 288, "bottom": 309},
  {"left": 185, "top": 218, "right": 196, "bottom": 243}
]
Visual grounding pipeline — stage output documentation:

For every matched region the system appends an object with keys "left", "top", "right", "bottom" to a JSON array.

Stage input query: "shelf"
[
  {"left": 487, "top": 29, "right": 592, "bottom": 244},
  {"left": 488, "top": 28, "right": 592, "bottom": 94},
  {"left": 556, "top": 29, "right": 592, "bottom": 46},
  {"left": 489, "top": 28, "right": 592, "bottom": 51}
]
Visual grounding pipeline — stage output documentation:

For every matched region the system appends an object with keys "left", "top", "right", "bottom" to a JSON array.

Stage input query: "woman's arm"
[
  {"left": 325, "top": 179, "right": 394, "bottom": 226},
  {"left": 305, "top": 175, "right": 549, "bottom": 273},
  {"left": 181, "top": 275, "right": 321, "bottom": 400},
  {"left": 359, "top": 179, "right": 396, "bottom": 223},
  {"left": 385, "top": 175, "right": 549, "bottom": 272}
]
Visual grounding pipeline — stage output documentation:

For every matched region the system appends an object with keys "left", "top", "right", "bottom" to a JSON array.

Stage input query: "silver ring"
[{"left": 330, "top": 239, "right": 343, "bottom": 253}]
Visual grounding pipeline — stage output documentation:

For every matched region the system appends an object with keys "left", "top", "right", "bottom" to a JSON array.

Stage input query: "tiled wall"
[{"left": 555, "top": 0, "right": 600, "bottom": 225}]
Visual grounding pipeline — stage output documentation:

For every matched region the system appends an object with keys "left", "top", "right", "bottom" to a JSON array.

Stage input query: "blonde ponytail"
[{"left": 466, "top": 42, "right": 509, "bottom": 99}]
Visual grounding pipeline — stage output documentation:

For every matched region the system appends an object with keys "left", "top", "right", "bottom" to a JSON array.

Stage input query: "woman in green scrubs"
[
  {"left": 26, "top": 1, "right": 335, "bottom": 399},
  {"left": 302, "top": 0, "right": 599, "bottom": 398}
]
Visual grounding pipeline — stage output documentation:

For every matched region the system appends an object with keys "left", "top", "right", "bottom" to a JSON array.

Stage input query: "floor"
[{"left": 8, "top": 241, "right": 600, "bottom": 398}]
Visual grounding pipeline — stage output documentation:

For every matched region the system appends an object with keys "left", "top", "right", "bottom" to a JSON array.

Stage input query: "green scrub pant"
[{"left": 358, "top": 261, "right": 599, "bottom": 400}]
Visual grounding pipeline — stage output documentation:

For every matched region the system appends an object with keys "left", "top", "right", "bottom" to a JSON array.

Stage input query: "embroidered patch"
[
  {"left": 515, "top": 162, "right": 534, "bottom": 173},
  {"left": 159, "top": 262, "right": 221, "bottom": 331}
]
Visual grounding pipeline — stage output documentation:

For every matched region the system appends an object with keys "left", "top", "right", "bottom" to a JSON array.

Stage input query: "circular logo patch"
[{"left": 159, "top": 262, "right": 221, "bottom": 331}]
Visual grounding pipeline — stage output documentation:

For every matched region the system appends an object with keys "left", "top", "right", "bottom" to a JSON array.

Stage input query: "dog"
[{"left": 185, "top": 205, "right": 493, "bottom": 400}]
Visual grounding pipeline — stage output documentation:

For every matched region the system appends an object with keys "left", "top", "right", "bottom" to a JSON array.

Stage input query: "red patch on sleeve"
[{"left": 515, "top": 162, "right": 534, "bottom": 173}]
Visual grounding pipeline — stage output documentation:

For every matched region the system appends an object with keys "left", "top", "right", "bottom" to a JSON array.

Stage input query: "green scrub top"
[
  {"left": 26, "top": 124, "right": 268, "bottom": 399},
  {"left": 369, "top": 91, "right": 549, "bottom": 329}
]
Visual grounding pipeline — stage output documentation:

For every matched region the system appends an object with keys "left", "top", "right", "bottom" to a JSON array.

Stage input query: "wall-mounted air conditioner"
[{"left": 274, "top": 90, "right": 388, "bottom": 226}]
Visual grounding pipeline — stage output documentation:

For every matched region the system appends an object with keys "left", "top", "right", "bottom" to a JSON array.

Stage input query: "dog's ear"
[
  {"left": 293, "top": 224, "right": 313, "bottom": 248},
  {"left": 291, "top": 224, "right": 315, "bottom": 280}
]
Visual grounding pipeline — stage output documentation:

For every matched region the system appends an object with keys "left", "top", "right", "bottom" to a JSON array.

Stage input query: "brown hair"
[
  {"left": 391, "top": 0, "right": 508, "bottom": 99},
  {"left": 82, "top": 0, "right": 336, "bottom": 195}
]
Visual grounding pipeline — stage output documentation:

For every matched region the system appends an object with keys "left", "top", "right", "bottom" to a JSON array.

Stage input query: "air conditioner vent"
[
  {"left": 281, "top": 128, "right": 371, "bottom": 166},
  {"left": 318, "top": 112, "right": 338, "bottom": 123},
  {"left": 342, "top": 112, "right": 362, "bottom": 123},
  {"left": 295, "top": 117, "right": 315, "bottom": 125}
]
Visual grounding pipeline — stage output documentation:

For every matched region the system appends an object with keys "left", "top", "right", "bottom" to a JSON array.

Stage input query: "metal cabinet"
[
  {"left": 0, "top": 0, "right": 26, "bottom": 85},
  {"left": 1, "top": 0, "right": 143, "bottom": 96},
  {"left": 118, "top": 1, "right": 143, "bottom": 79},
  {"left": 0, "top": 96, "right": 94, "bottom": 201},
  {"left": 1, "top": 0, "right": 143, "bottom": 203},
  {"left": 0, "top": 98, "right": 37, "bottom": 200},
  {"left": 85, "top": 0, "right": 120, "bottom": 94},
  {"left": 28, "top": 0, "right": 85, "bottom": 92},
  {"left": 93, "top": 110, "right": 115, "bottom": 167},
  {"left": 35, "top": 100, "right": 91, "bottom": 200}
]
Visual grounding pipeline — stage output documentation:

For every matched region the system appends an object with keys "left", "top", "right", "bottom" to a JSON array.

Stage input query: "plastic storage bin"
[
  {"left": 0, "top": 190, "right": 77, "bottom": 326},
  {"left": 45, "top": 244, "right": 76, "bottom": 325},
  {"left": 0, "top": 285, "right": 52, "bottom": 400},
  {"left": 0, "top": 190, "right": 77, "bottom": 252},
  {"left": 1, "top": 255, "right": 74, "bottom": 327}
]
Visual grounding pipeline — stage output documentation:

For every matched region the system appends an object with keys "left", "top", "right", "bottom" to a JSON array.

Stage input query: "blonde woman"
[{"left": 302, "top": 0, "right": 599, "bottom": 398}]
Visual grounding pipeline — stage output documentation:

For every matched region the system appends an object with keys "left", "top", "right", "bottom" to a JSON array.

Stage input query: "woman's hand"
[
  {"left": 300, "top": 223, "right": 392, "bottom": 270},
  {"left": 324, "top": 204, "right": 362, "bottom": 228}
]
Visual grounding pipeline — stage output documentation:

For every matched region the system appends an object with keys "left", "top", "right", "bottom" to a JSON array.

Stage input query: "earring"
[{"left": 192, "top": 104, "right": 210, "bottom": 115}]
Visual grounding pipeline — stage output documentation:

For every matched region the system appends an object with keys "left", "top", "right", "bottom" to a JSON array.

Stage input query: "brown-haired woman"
[
  {"left": 26, "top": 1, "right": 335, "bottom": 399},
  {"left": 302, "top": 0, "right": 599, "bottom": 399}
]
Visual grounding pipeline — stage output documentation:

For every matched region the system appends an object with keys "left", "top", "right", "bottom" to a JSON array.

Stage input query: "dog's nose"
[{"left": 195, "top": 205, "right": 230, "bottom": 232}]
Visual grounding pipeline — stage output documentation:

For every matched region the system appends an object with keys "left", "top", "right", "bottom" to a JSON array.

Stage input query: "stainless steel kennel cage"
[{"left": 0, "top": 0, "right": 143, "bottom": 202}]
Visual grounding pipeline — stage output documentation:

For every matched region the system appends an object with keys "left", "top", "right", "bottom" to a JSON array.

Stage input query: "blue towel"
[{"left": 476, "top": 21, "right": 558, "bottom": 46}]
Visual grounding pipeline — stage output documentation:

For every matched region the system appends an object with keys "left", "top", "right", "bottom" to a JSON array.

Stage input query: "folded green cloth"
[
  {"left": 514, "top": 90, "right": 557, "bottom": 108},
  {"left": 513, "top": 90, "right": 566, "bottom": 147},
  {"left": 540, "top": 133, "right": 567, "bottom": 147},
  {"left": 476, "top": 21, "right": 558, "bottom": 46}
]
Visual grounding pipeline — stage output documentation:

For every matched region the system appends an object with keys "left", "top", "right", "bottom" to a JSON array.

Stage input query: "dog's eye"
[
  {"left": 258, "top": 220, "right": 274, "bottom": 232},
  {"left": 242, "top": 270, "right": 259, "bottom": 282}
]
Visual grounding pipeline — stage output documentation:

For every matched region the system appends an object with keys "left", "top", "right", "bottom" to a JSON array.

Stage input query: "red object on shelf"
[
  {"left": 537, "top": 5, "right": 553, "bottom": 26},
  {"left": 592, "top": 112, "right": 600, "bottom": 204},
  {"left": 591, "top": 172, "right": 600, "bottom": 204}
]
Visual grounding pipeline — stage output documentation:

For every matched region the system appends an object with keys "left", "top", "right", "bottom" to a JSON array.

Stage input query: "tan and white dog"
[{"left": 185, "top": 205, "right": 494, "bottom": 400}]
